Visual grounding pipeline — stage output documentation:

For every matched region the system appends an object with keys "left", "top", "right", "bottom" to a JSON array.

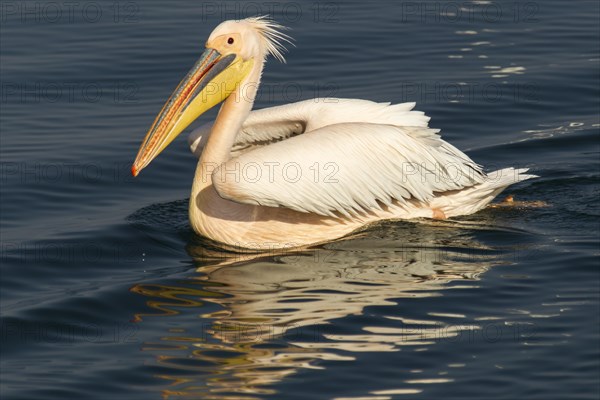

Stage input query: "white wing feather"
[
  {"left": 212, "top": 123, "right": 486, "bottom": 218},
  {"left": 188, "top": 98, "right": 431, "bottom": 157}
]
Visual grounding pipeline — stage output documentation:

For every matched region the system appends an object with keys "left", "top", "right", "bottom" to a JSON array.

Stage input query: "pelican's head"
[{"left": 132, "top": 17, "right": 290, "bottom": 176}]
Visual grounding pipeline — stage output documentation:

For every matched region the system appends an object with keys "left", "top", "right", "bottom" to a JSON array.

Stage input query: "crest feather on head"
[{"left": 243, "top": 16, "right": 293, "bottom": 63}]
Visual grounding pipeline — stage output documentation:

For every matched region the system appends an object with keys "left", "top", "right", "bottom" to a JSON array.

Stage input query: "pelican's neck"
[
  {"left": 190, "top": 57, "right": 265, "bottom": 238},
  {"left": 200, "top": 58, "right": 264, "bottom": 165}
]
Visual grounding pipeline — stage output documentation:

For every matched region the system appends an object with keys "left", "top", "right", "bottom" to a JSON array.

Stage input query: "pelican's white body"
[{"left": 188, "top": 98, "right": 533, "bottom": 249}]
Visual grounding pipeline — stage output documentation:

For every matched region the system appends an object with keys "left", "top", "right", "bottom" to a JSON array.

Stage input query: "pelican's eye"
[{"left": 227, "top": 37, "right": 234, "bottom": 45}]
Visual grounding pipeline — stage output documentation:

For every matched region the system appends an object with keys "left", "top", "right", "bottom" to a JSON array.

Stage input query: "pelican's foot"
[
  {"left": 431, "top": 208, "right": 447, "bottom": 220},
  {"left": 488, "top": 194, "right": 549, "bottom": 209},
  {"left": 503, "top": 194, "right": 514, "bottom": 204}
]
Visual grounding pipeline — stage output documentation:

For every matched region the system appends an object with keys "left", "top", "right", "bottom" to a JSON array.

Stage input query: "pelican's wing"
[
  {"left": 188, "top": 118, "right": 304, "bottom": 158},
  {"left": 188, "top": 99, "right": 431, "bottom": 158},
  {"left": 211, "top": 123, "right": 486, "bottom": 218}
]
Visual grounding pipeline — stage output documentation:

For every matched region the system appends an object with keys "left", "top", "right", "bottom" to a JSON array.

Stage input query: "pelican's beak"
[{"left": 132, "top": 48, "right": 253, "bottom": 176}]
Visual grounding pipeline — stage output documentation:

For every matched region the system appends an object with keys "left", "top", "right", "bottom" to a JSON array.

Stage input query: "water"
[{"left": 1, "top": 1, "right": 599, "bottom": 399}]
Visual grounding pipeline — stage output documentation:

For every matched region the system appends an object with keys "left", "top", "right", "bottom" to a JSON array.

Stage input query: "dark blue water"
[{"left": 1, "top": 1, "right": 599, "bottom": 399}]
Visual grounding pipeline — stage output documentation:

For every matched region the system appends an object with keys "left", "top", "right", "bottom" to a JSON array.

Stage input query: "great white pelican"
[{"left": 132, "top": 17, "right": 536, "bottom": 250}]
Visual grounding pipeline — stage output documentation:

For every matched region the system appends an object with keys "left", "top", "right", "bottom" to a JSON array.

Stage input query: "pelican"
[{"left": 132, "top": 17, "right": 536, "bottom": 250}]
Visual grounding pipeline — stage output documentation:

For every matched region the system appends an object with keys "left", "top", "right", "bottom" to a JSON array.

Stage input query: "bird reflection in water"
[{"left": 130, "top": 222, "right": 507, "bottom": 399}]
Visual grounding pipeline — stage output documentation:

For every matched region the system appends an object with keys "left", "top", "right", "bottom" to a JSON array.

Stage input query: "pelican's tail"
[{"left": 431, "top": 168, "right": 538, "bottom": 217}]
